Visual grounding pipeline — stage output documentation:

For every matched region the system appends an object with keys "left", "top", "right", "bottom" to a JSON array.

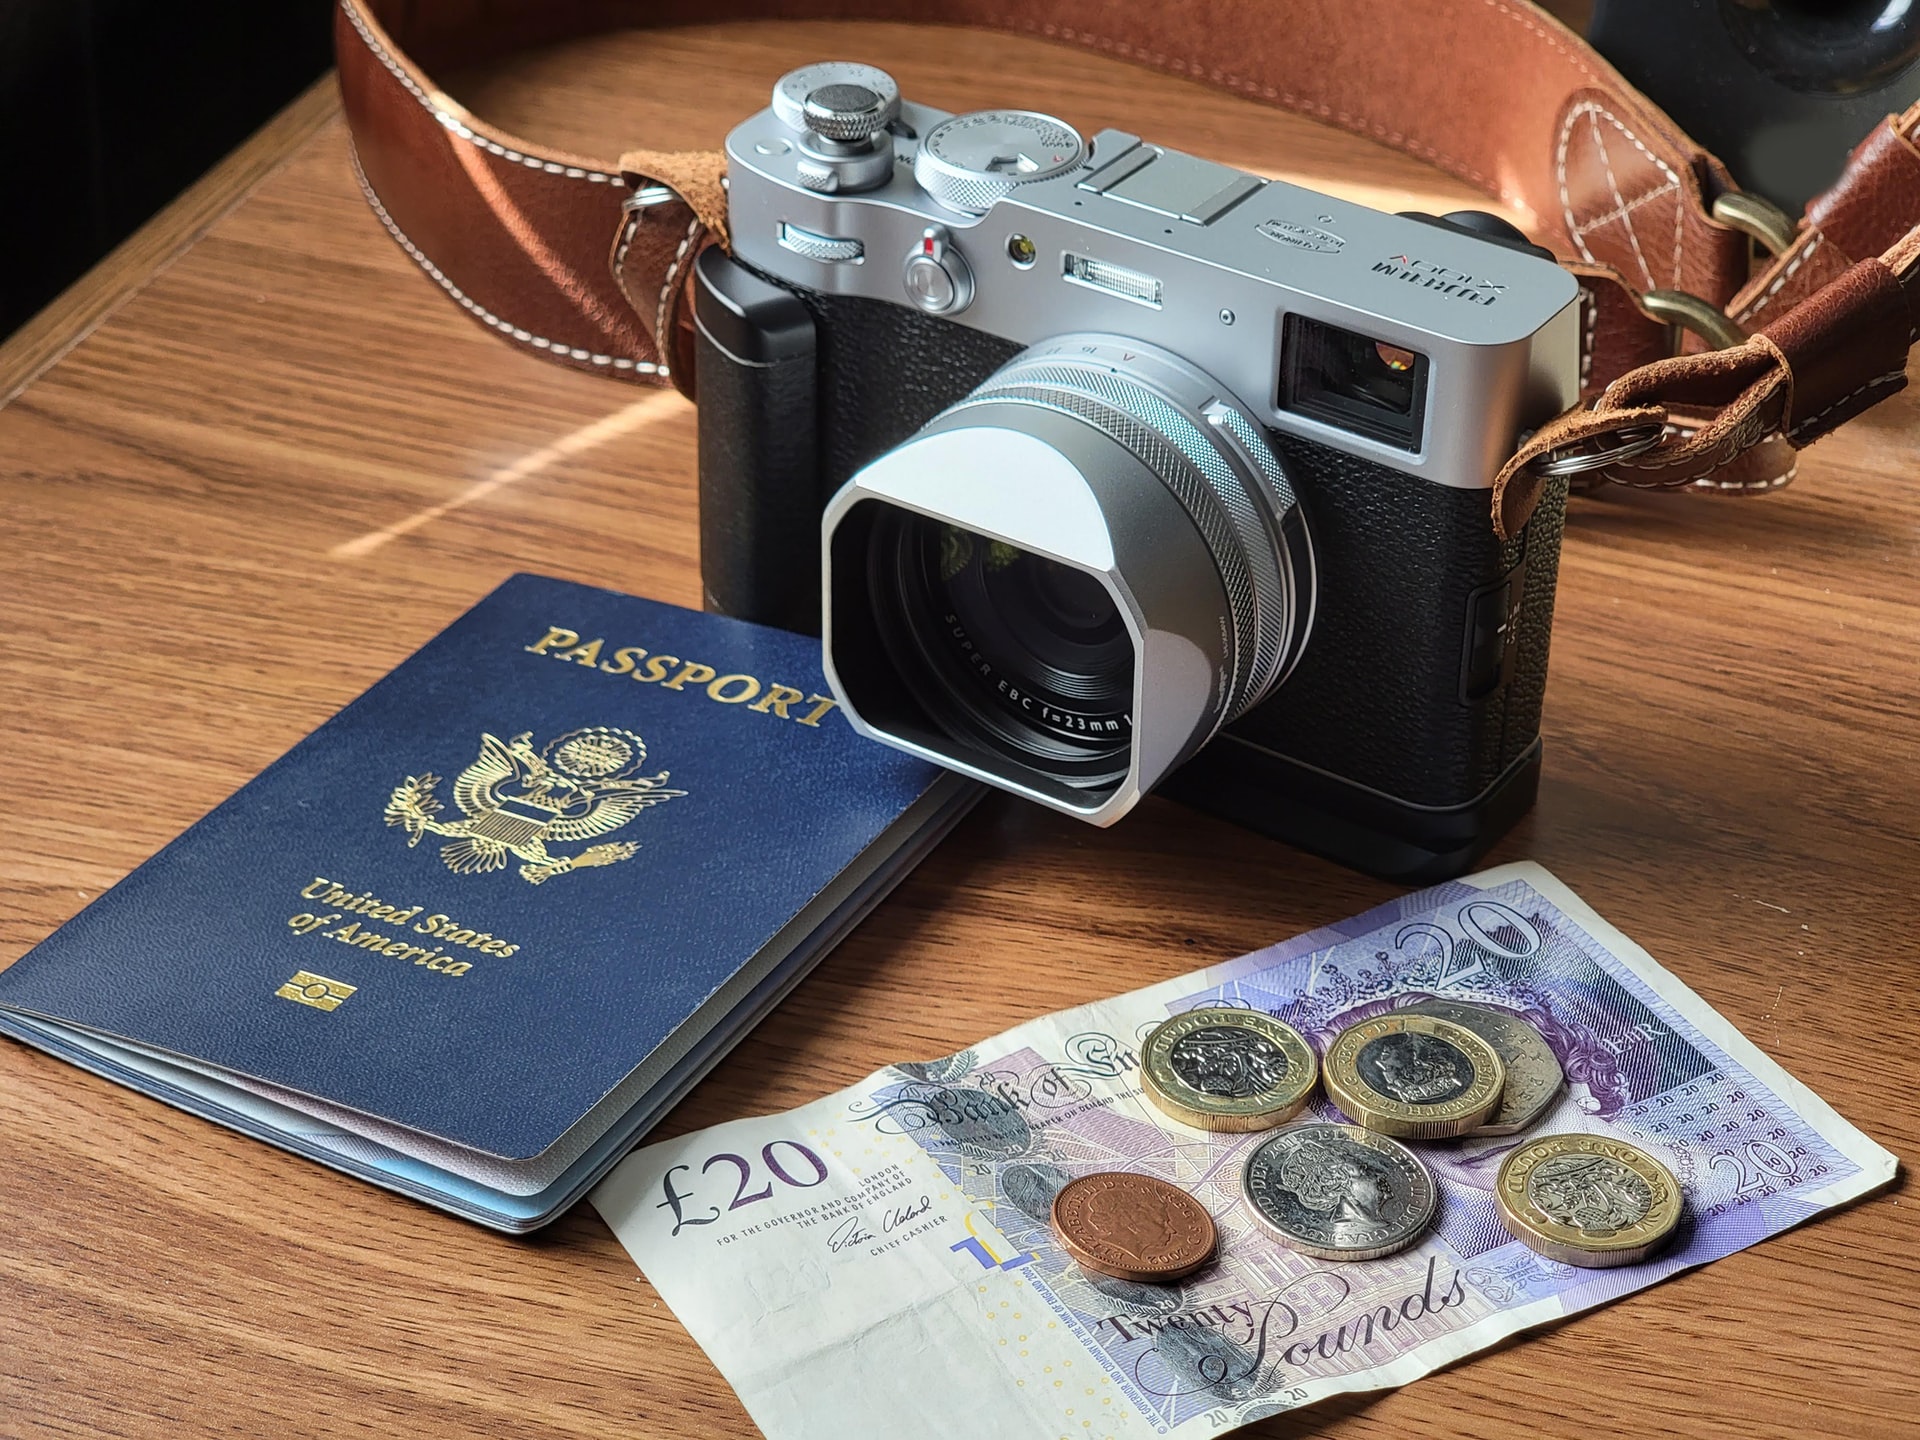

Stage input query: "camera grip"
[{"left": 693, "top": 249, "right": 820, "bottom": 633}]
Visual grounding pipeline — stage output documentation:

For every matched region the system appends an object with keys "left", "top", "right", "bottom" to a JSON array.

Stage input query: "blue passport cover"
[{"left": 0, "top": 575, "right": 947, "bottom": 1161}]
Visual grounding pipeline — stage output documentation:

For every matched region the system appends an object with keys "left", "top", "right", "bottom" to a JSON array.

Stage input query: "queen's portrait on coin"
[
  {"left": 1080, "top": 1185, "right": 1181, "bottom": 1261},
  {"left": 1369, "top": 1032, "right": 1471, "bottom": 1103},
  {"left": 1278, "top": 1134, "right": 1391, "bottom": 1225}
]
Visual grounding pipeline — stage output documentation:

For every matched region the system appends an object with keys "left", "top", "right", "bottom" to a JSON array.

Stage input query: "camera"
[{"left": 694, "top": 62, "right": 1581, "bottom": 880}]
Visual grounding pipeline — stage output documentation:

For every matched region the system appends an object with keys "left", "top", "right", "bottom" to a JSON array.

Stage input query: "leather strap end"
[
  {"left": 617, "top": 150, "right": 730, "bottom": 249},
  {"left": 1595, "top": 346, "right": 1791, "bottom": 494},
  {"left": 1491, "top": 403, "right": 1664, "bottom": 540},
  {"left": 1759, "top": 254, "right": 1915, "bottom": 446},
  {"left": 611, "top": 151, "right": 730, "bottom": 401},
  {"left": 1553, "top": 84, "right": 1747, "bottom": 307}
]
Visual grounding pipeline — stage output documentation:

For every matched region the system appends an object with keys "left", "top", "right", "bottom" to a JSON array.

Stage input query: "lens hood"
[{"left": 822, "top": 335, "right": 1313, "bottom": 824}]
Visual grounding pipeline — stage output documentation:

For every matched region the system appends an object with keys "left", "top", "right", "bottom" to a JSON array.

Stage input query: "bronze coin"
[{"left": 1048, "top": 1171, "right": 1217, "bottom": 1283}]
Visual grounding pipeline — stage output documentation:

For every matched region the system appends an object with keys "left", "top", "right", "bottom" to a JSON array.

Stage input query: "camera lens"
[
  {"left": 873, "top": 515, "right": 1133, "bottom": 774},
  {"left": 823, "top": 334, "right": 1315, "bottom": 823}
]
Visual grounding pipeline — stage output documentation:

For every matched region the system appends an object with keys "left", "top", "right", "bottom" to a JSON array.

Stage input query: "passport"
[{"left": 0, "top": 574, "right": 976, "bottom": 1231}]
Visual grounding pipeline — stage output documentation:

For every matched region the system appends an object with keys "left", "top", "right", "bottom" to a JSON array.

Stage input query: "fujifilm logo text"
[{"left": 1373, "top": 254, "right": 1504, "bottom": 306}]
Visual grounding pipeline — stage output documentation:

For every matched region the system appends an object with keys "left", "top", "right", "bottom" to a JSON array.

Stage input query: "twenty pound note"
[{"left": 592, "top": 863, "right": 1895, "bottom": 1438}]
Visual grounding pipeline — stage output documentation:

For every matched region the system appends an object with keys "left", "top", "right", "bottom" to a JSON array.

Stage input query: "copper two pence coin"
[{"left": 1049, "top": 1171, "right": 1217, "bottom": 1283}]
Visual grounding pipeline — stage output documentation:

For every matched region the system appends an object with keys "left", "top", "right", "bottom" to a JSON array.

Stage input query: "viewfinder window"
[{"left": 1278, "top": 315, "right": 1428, "bottom": 452}]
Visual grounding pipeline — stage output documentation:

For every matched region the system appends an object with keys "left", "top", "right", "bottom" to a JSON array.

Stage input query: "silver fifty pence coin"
[
  {"left": 1400, "top": 999, "right": 1565, "bottom": 1136},
  {"left": 1241, "top": 1121, "right": 1438, "bottom": 1262}
]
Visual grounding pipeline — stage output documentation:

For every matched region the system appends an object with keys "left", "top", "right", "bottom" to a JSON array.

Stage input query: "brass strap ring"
[
  {"left": 1711, "top": 191, "right": 1798, "bottom": 259},
  {"left": 1639, "top": 289, "right": 1749, "bottom": 352},
  {"left": 1627, "top": 192, "right": 1792, "bottom": 358}
]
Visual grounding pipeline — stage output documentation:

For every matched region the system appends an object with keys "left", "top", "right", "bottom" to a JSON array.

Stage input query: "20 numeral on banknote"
[{"left": 657, "top": 1141, "right": 830, "bottom": 1234}]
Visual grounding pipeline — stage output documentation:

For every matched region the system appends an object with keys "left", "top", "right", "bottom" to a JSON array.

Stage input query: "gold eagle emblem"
[{"left": 384, "top": 727, "right": 685, "bottom": 885}]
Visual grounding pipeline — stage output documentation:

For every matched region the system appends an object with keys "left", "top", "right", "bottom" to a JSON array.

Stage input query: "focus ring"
[{"left": 942, "top": 353, "right": 1296, "bottom": 724}]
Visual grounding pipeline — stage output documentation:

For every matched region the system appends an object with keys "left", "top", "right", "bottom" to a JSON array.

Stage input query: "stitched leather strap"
[
  {"left": 1494, "top": 222, "right": 1920, "bottom": 536},
  {"left": 334, "top": 0, "right": 1920, "bottom": 528}
]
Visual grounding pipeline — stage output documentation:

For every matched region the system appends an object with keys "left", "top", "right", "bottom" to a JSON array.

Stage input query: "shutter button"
[
  {"left": 802, "top": 84, "right": 895, "bottom": 143},
  {"left": 793, "top": 79, "right": 898, "bottom": 193},
  {"left": 903, "top": 226, "right": 974, "bottom": 314}
]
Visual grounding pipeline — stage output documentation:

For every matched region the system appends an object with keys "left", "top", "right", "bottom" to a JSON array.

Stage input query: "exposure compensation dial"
[{"left": 914, "top": 109, "right": 1086, "bottom": 214}]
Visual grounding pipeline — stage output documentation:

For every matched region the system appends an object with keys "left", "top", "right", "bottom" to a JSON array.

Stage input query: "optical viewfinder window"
[{"left": 1277, "top": 314, "right": 1429, "bottom": 452}]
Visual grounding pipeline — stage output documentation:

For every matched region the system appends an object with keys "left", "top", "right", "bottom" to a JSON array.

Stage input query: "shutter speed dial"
[{"left": 915, "top": 110, "right": 1086, "bottom": 214}]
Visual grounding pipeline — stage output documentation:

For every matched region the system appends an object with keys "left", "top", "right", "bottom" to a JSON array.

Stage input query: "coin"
[
  {"left": 1494, "top": 1132, "right": 1683, "bottom": 1268},
  {"left": 1400, "top": 999, "right": 1564, "bottom": 1135},
  {"left": 1050, "top": 1171, "right": 1217, "bottom": 1283},
  {"left": 1323, "top": 1013, "right": 1506, "bottom": 1139},
  {"left": 1140, "top": 1007, "right": 1319, "bottom": 1132},
  {"left": 1241, "top": 1122, "right": 1437, "bottom": 1261}
]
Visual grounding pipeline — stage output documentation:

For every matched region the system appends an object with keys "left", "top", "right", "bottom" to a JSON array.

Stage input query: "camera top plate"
[{"left": 728, "top": 75, "right": 1581, "bottom": 492}]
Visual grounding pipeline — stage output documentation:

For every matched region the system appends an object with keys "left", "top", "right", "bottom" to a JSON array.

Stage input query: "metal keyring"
[
  {"left": 1528, "top": 421, "right": 1667, "bottom": 478},
  {"left": 621, "top": 184, "right": 680, "bottom": 213}
]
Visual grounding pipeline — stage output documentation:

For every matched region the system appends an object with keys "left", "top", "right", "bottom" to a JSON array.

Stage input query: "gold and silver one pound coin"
[
  {"left": 1323, "top": 1013, "right": 1506, "bottom": 1139},
  {"left": 1242, "top": 1122, "right": 1437, "bottom": 1261},
  {"left": 1140, "top": 1007, "right": 1318, "bottom": 1132},
  {"left": 1400, "top": 998, "right": 1564, "bottom": 1136},
  {"left": 1495, "top": 1133, "right": 1683, "bottom": 1268}
]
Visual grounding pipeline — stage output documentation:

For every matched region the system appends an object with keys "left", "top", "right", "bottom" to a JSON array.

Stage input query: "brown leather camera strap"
[{"left": 335, "top": 0, "right": 1920, "bottom": 534}]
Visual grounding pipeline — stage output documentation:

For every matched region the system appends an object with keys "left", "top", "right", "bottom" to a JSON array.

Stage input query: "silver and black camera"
[{"left": 694, "top": 63, "right": 1582, "bottom": 880}]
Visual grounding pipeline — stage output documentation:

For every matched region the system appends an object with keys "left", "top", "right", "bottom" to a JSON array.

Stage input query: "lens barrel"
[{"left": 823, "top": 335, "right": 1314, "bottom": 824}]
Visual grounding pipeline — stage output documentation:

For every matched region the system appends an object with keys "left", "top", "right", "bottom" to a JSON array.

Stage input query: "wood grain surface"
[{"left": 2, "top": 19, "right": 1915, "bottom": 1440}]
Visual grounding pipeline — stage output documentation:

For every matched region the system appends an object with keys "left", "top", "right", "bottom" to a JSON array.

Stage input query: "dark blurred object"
[
  {"left": 1591, "top": 0, "right": 1920, "bottom": 214},
  {"left": 0, "top": 1, "right": 331, "bottom": 340}
]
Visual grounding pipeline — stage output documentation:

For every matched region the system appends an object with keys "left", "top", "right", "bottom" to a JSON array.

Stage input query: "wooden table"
[{"left": 2, "top": 21, "right": 1914, "bottom": 1439}]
